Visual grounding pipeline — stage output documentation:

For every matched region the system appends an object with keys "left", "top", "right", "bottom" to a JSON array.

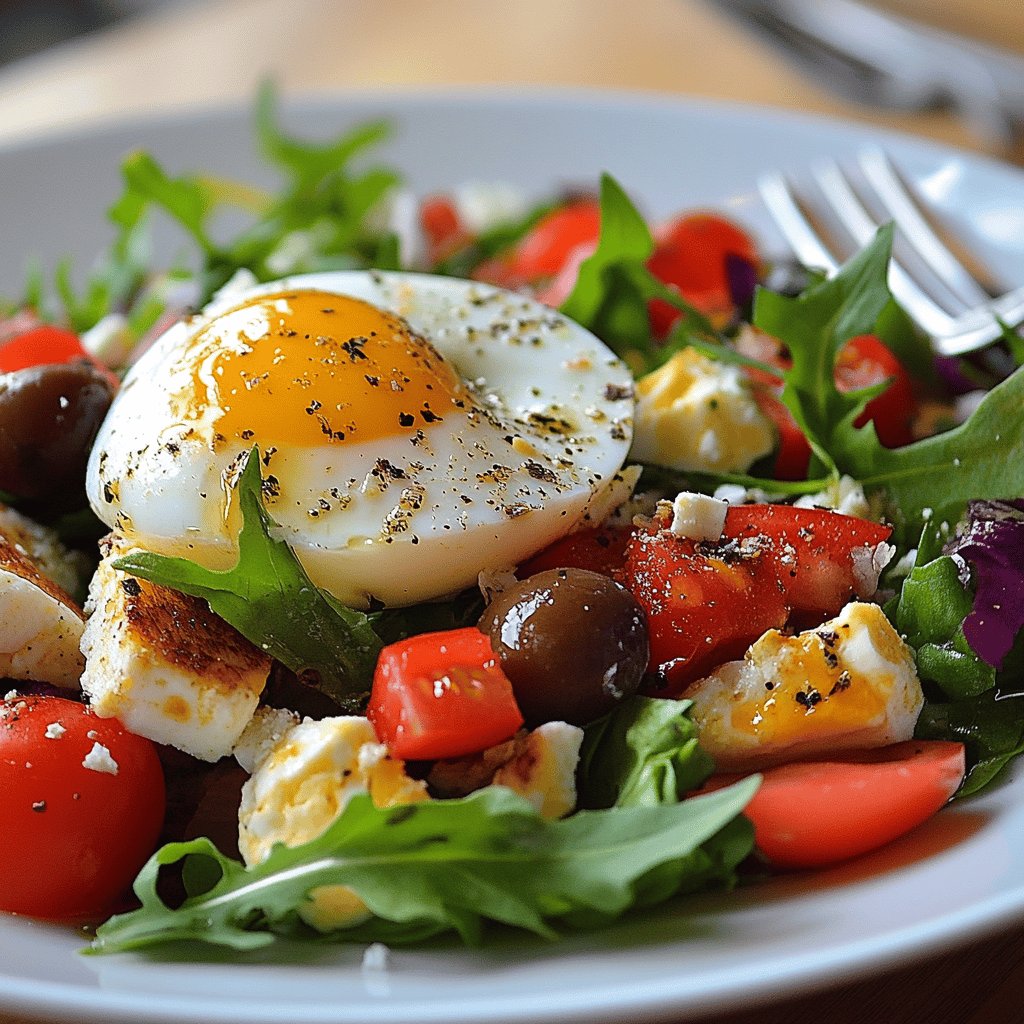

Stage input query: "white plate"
[{"left": 2, "top": 89, "right": 1024, "bottom": 1024}]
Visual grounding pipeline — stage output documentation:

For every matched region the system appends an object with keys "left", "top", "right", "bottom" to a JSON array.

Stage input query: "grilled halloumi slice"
[
  {"left": 80, "top": 535, "right": 271, "bottom": 761},
  {"left": 0, "top": 532, "right": 85, "bottom": 688},
  {"left": 687, "top": 601, "right": 923, "bottom": 770}
]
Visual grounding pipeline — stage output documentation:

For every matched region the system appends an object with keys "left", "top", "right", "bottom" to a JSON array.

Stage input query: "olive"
[
  {"left": 479, "top": 568, "right": 648, "bottom": 726},
  {"left": 0, "top": 361, "right": 115, "bottom": 507}
]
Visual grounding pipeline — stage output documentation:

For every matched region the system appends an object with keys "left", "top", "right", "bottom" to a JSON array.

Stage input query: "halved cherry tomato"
[
  {"left": 0, "top": 695, "right": 165, "bottom": 920},
  {"left": 518, "top": 525, "right": 633, "bottom": 580},
  {"left": 419, "top": 195, "right": 470, "bottom": 265},
  {"left": 367, "top": 627, "right": 524, "bottom": 760},
  {"left": 647, "top": 213, "right": 759, "bottom": 335},
  {"left": 622, "top": 504, "right": 890, "bottom": 692},
  {"left": 623, "top": 525, "right": 789, "bottom": 695},
  {"left": 723, "top": 504, "right": 892, "bottom": 626},
  {"left": 704, "top": 741, "right": 966, "bottom": 868}
]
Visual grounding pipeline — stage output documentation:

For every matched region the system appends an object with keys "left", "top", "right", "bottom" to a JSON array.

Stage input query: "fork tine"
[
  {"left": 810, "top": 160, "right": 959, "bottom": 336},
  {"left": 858, "top": 147, "right": 992, "bottom": 308},
  {"left": 759, "top": 159, "right": 1022, "bottom": 356},
  {"left": 757, "top": 173, "right": 839, "bottom": 275}
]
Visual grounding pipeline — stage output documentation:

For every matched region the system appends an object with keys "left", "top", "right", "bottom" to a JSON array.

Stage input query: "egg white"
[{"left": 86, "top": 272, "right": 635, "bottom": 607}]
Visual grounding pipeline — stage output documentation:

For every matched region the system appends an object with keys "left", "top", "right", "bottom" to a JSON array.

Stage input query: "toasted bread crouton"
[
  {"left": 80, "top": 535, "right": 271, "bottom": 761},
  {"left": 0, "top": 532, "right": 85, "bottom": 688}
]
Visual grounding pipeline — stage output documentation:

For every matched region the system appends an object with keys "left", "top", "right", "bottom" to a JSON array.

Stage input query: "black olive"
[
  {"left": 479, "top": 568, "right": 648, "bottom": 726},
  {"left": 0, "top": 361, "right": 115, "bottom": 507}
]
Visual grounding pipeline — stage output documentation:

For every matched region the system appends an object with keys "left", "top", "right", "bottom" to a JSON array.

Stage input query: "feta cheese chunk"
[
  {"left": 629, "top": 348, "right": 774, "bottom": 473},
  {"left": 687, "top": 602, "right": 923, "bottom": 769},
  {"left": 661, "top": 491, "right": 729, "bottom": 542},
  {"left": 80, "top": 535, "right": 271, "bottom": 762}
]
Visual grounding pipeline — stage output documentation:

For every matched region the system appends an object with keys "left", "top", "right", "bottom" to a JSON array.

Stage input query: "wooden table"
[{"left": 0, "top": 2, "right": 1021, "bottom": 1022}]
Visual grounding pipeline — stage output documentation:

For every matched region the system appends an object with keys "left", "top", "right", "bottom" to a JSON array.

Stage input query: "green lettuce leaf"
[
  {"left": 578, "top": 696, "right": 715, "bottom": 809},
  {"left": 113, "top": 448, "right": 381, "bottom": 710},
  {"left": 916, "top": 688, "right": 1024, "bottom": 796},
  {"left": 89, "top": 781, "right": 757, "bottom": 953},
  {"left": 889, "top": 541, "right": 995, "bottom": 700}
]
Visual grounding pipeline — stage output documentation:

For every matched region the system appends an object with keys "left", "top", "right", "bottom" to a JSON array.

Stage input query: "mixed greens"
[{"left": 4, "top": 85, "right": 1024, "bottom": 952}]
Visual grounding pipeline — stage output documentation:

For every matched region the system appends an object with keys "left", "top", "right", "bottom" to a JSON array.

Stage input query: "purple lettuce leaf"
[{"left": 945, "top": 498, "right": 1024, "bottom": 668}]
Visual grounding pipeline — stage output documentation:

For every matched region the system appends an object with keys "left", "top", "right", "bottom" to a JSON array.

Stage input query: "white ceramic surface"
[{"left": 2, "top": 89, "right": 1023, "bottom": 1024}]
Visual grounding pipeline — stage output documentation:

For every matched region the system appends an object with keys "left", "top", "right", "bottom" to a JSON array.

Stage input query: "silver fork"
[{"left": 758, "top": 147, "right": 1024, "bottom": 356}]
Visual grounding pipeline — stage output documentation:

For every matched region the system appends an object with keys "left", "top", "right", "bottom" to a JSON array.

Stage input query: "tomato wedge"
[
  {"left": 623, "top": 525, "right": 789, "bottom": 694},
  {"left": 707, "top": 741, "right": 966, "bottom": 868},
  {"left": 723, "top": 504, "right": 892, "bottom": 625},
  {"left": 367, "top": 628, "right": 524, "bottom": 760}
]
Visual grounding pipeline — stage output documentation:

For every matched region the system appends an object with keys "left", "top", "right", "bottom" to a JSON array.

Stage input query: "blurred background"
[{"left": 0, "top": 0, "right": 1021, "bottom": 163}]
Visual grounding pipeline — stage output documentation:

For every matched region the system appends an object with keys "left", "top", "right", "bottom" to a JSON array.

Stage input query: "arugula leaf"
[
  {"left": 852, "top": 366, "right": 1024, "bottom": 543},
  {"left": 113, "top": 448, "right": 380, "bottom": 710},
  {"left": 752, "top": 224, "right": 896, "bottom": 477},
  {"left": 578, "top": 696, "right": 715, "bottom": 809},
  {"left": 89, "top": 781, "right": 757, "bottom": 953}
]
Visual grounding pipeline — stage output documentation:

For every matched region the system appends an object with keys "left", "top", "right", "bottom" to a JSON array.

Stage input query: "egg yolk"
[{"left": 178, "top": 289, "right": 473, "bottom": 447}]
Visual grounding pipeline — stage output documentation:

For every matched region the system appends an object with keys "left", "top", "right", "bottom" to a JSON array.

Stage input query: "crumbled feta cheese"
[
  {"left": 453, "top": 181, "right": 529, "bottom": 234},
  {"left": 82, "top": 741, "right": 119, "bottom": 775},
  {"left": 44, "top": 722, "right": 66, "bottom": 740},
  {"left": 3, "top": 689, "right": 17, "bottom": 701},
  {"left": 794, "top": 475, "right": 871, "bottom": 518},
  {"left": 664, "top": 491, "right": 729, "bottom": 542}
]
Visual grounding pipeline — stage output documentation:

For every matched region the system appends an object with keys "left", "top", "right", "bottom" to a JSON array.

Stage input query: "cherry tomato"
[
  {"left": 704, "top": 741, "right": 966, "bottom": 868},
  {"left": 0, "top": 695, "right": 165, "bottom": 920},
  {"left": 367, "top": 627, "right": 524, "bottom": 760},
  {"left": 723, "top": 504, "right": 892, "bottom": 626},
  {"left": 0, "top": 324, "right": 91, "bottom": 374},
  {"left": 419, "top": 195, "right": 470, "bottom": 265},
  {"left": 623, "top": 525, "right": 789, "bottom": 695},
  {"left": 835, "top": 334, "right": 918, "bottom": 448},
  {"left": 506, "top": 199, "right": 601, "bottom": 282},
  {"left": 647, "top": 213, "right": 758, "bottom": 335},
  {"left": 518, "top": 525, "right": 633, "bottom": 580}
]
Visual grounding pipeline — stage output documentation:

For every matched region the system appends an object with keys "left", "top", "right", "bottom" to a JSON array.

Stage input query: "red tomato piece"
[
  {"left": 647, "top": 213, "right": 759, "bottom": 335},
  {"left": 835, "top": 334, "right": 918, "bottom": 448},
  {"left": 0, "top": 695, "right": 165, "bottom": 920},
  {"left": 0, "top": 324, "right": 92, "bottom": 374},
  {"left": 751, "top": 386, "right": 813, "bottom": 480},
  {"left": 367, "top": 627, "right": 524, "bottom": 760},
  {"left": 623, "top": 526, "right": 789, "bottom": 695},
  {"left": 712, "top": 741, "right": 966, "bottom": 868},
  {"left": 506, "top": 199, "right": 601, "bottom": 283},
  {"left": 518, "top": 525, "right": 633, "bottom": 580},
  {"left": 419, "top": 195, "right": 470, "bottom": 265},
  {"left": 724, "top": 504, "right": 892, "bottom": 626}
]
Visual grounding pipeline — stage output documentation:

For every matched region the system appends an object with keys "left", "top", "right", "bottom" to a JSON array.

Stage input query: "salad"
[{"left": 0, "top": 84, "right": 1022, "bottom": 954}]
